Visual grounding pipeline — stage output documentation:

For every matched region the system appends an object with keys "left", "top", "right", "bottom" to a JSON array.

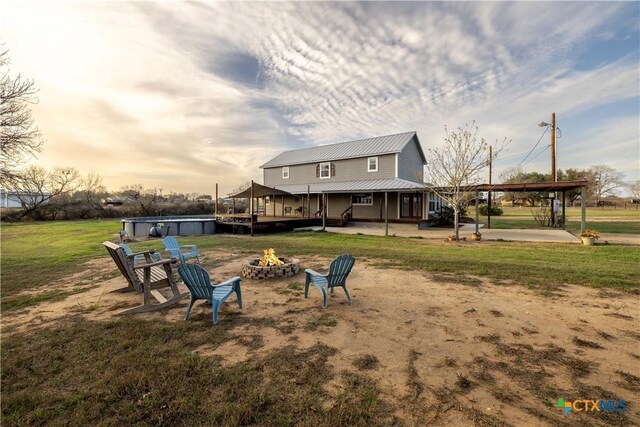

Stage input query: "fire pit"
[{"left": 242, "top": 248, "right": 300, "bottom": 279}]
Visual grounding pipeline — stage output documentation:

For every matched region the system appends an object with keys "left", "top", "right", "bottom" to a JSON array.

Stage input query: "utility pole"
[
  {"left": 487, "top": 145, "right": 492, "bottom": 229},
  {"left": 551, "top": 112, "right": 556, "bottom": 182},
  {"left": 551, "top": 113, "right": 557, "bottom": 226}
]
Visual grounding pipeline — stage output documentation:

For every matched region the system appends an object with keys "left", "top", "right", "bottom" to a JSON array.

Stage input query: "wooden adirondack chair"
[
  {"left": 103, "top": 241, "right": 188, "bottom": 314},
  {"left": 119, "top": 243, "right": 162, "bottom": 266},
  {"left": 304, "top": 254, "right": 356, "bottom": 308},
  {"left": 178, "top": 263, "right": 242, "bottom": 324},
  {"left": 162, "top": 236, "right": 200, "bottom": 264}
]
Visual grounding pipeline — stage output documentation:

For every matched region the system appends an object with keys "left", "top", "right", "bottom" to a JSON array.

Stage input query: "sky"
[{"left": 1, "top": 1, "right": 638, "bottom": 196}]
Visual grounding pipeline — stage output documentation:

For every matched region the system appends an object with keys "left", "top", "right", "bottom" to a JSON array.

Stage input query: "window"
[
  {"left": 368, "top": 157, "right": 378, "bottom": 172},
  {"left": 282, "top": 167, "right": 289, "bottom": 179},
  {"left": 428, "top": 193, "right": 441, "bottom": 212},
  {"left": 320, "top": 162, "right": 331, "bottom": 179},
  {"left": 265, "top": 196, "right": 270, "bottom": 205},
  {"left": 351, "top": 193, "right": 373, "bottom": 205}
]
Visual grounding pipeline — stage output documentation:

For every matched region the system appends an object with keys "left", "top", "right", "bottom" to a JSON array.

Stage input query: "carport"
[{"left": 474, "top": 180, "right": 590, "bottom": 233}]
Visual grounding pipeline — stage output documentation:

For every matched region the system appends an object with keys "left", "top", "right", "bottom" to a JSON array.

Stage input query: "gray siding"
[
  {"left": 264, "top": 154, "right": 396, "bottom": 187},
  {"left": 397, "top": 136, "right": 425, "bottom": 183},
  {"left": 327, "top": 192, "right": 400, "bottom": 219}
]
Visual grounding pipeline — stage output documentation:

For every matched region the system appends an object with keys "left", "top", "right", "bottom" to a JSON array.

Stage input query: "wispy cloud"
[{"left": 0, "top": 1, "right": 637, "bottom": 194}]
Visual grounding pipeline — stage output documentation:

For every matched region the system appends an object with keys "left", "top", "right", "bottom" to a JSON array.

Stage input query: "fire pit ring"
[{"left": 242, "top": 258, "right": 300, "bottom": 279}]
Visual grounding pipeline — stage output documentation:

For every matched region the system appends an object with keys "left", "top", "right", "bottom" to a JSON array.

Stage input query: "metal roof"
[
  {"left": 260, "top": 131, "right": 425, "bottom": 168},
  {"left": 267, "top": 178, "right": 426, "bottom": 194}
]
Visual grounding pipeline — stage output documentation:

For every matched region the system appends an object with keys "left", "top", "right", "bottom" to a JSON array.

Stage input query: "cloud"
[{"left": 0, "top": 1, "right": 637, "bottom": 194}]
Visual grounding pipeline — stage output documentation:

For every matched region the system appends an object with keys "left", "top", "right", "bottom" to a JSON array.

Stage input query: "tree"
[
  {"left": 589, "top": 164, "right": 624, "bottom": 205},
  {"left": 424, "top": 122, "right": 508, "bottom": 240},
  {"left": 501, "top": 169, "right": 549, "bottom": 207},
  {"left": 557, "top": 168, "right": 594, "bottom": 206},
  {"left": 0, "top": 48, "right": 44, "bottom": 186},
  {"left": 628, "top": 181, "right": 640, "bottom": 201},
  {"left": 12, "top": 165, "right": 80, "bottom": 219}
]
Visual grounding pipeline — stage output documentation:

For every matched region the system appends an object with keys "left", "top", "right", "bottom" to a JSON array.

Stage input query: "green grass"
[
  {"left": 1, "top": 220, "right": 122, "bottom": 309},
  {"left": 2, "top": 220, "right": 639, "bottom": 310},
  {"left": 472, "top": 206, "right": 640, "bottom": 234}
]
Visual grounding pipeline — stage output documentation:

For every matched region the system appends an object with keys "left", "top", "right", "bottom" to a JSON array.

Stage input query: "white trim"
[
  {"left": 394, "top": 154, "right": 398, "bottom": 178},
  {"left": 367, "top": 157, "right": 378, "bottom": 172},
  {"left": 319, "top": 162, "right": 331, "bottom": 179},
  {"left": 282, "top": 166, "right": 289, "bottom": 179}
]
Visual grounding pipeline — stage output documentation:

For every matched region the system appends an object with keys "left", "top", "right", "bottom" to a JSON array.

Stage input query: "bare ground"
[{"left": 3, "top": 250, "right": 639, "bottom": 426}]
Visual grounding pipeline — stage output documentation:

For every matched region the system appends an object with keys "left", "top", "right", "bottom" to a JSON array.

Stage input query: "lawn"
[
  {"left": 473, "top": 206, "right": 640, "bottom": 234},
  {"left": 2, "top": 219, "right": 639, "bottom": 426},
  {"left": 2, "top": 219, "right": 639, "bottom": 311}
]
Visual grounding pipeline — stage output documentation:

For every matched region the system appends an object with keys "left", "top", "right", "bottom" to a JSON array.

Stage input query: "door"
[{"left": 400, "top": 193, "right": 423, "bottom": 219}]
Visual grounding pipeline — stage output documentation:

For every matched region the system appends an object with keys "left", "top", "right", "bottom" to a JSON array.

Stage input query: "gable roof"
[{"left": 260, "top": 131, "right": 426, "bottom": 168}]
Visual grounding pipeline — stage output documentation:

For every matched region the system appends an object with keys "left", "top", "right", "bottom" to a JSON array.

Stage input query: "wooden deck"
[{"left": 215, "top": 215, "right": 321, "bottom": 234}]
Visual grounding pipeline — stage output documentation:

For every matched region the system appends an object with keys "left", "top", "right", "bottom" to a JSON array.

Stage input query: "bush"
[
  {"left": 477, "top": 204, "right": 503, "bottom": 216},
  {"left": 433, "top": 205, "right": 472, "bottom": 227}
]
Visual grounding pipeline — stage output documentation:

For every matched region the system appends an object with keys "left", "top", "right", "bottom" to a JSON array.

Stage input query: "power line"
[{"left": 512, "top": 126, "right": 549, "bottom": 170}]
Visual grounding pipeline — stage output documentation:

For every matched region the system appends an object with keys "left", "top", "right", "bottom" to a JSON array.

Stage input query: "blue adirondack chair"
[
  {"left": 119, "top": 243, "right": 162, "bottom": 266},
  {"left": 304, "top": 254, "right": 356, "bottom": 308},
  {"left": 178, "top": 263, "right": 242, "bottom": 324},
  {"left": 162, "top": 236, "right": 200, "bottom": 264}
]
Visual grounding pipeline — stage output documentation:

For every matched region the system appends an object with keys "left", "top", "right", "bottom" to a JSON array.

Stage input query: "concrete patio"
[{"left": 298, "top": 221, "right": 581, "bottom": 243}]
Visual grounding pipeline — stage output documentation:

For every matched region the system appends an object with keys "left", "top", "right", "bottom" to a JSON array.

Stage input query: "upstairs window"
[
  {"left": 317, "top": 162, "right": 334, "bottom": 179},
  {"left": 282, "top": 167, "right": 289, "bottom": 179},
  {"left": 352, "top": 193, "right": 373, "bottom": 205},
  {"left": 368, "top": 157, "right": 378, "bottom": 172}
]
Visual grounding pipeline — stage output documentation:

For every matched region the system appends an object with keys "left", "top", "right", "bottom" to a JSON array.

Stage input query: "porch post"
[
  {"left": 385, "top": 191, "right": 389, "bottom": 236},
  {"left": 581, "top": 186, "right": 586, "bottom": 234},
  {"left": 475, "top": 190, "right": 479, "bottom": 234},
  {"left": 250, "top": 180, "right": 254, "bottom": 236},
  {"left": 322, "top": 193, "right": 326, "bottom": 231},
  {"left": 281, "top": 195, "right": 284, "bottom": 216},
  {"left": 215, "top": 183, "right": 218, "bottom": 216},
  {"left": 307, "top": 185, "right": 311, "bottom": 218},
  {"left": 273, "top": 194, "right": 276, "bottom": 217}
]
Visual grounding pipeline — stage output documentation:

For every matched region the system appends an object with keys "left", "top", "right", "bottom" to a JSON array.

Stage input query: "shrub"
[{"left": 477, "top": 204, "right": 503, "bottom": 216}]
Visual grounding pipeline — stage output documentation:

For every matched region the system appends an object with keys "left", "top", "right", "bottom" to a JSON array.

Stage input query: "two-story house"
[{"left": 260, "top": 131, "right": 439, "bottom": 221}]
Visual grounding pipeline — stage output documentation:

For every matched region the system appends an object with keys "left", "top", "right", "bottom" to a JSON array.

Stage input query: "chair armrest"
[
  {"left": 213, "top": 276, "right": 241, "bottom": 288},
  {"left": 180, "top": 245, "right": 197, "bottom": 250},
  {"left": 127, "top": 249, "right": 157, "bottom": 258},
  {"left": 304, "top": 269, "right": 325, "bottom": 278},
  {"left": 133, "top": 258, "right": 177, "bottom": 269}
]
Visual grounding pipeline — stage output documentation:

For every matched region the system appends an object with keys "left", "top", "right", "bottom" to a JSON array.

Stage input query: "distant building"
[{"left": 0, "top": 189, "right": 50, "bottom": 208}]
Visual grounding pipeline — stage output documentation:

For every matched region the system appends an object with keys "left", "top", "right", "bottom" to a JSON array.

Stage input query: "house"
[{"left": 260, "top": 131, "right": 440, "bottom": 221}]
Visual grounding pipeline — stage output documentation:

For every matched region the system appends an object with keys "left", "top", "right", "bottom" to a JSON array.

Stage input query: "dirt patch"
[{"left": 3, "top": 251, "right": 639, "bottom": 425}]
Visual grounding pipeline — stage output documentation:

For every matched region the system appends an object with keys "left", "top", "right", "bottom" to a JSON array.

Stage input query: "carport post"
[
  {"left": 475, "top": 190, "right": 479, "bottom": 234},
  {"left": 384, "top": 191, "right": 389, "bottom": 236},
  {"left": 562, "top": 191, "right": 566, "bottom": 230},
  {"left": 581, "top": 186, "right": 586, "bottom": 233}
]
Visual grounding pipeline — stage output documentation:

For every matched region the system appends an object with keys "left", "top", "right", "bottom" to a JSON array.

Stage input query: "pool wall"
[{"left": 122, "top": 217, "right": 216, "bottom": 237}]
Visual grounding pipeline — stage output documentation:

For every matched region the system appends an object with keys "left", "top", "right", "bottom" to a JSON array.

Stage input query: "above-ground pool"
[{"left": 122, "top": 216, "right": 216, "bottom": 237}]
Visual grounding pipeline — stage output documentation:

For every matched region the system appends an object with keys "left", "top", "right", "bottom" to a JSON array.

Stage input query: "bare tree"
[
  {"left": 424, "top": 122, "right": 508, "bottom": 240},
  {"left": 0, "top": 48, "right": 44, "bottom": 186},
  {"left": 12, "top": 165, "right": 80, "bottom": 219},
  {"left": 628, "top": 181, "right": 640, "bottom": 201},
  {"left": 589, "top": 164, "right": 624, "bottom": 205}
]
